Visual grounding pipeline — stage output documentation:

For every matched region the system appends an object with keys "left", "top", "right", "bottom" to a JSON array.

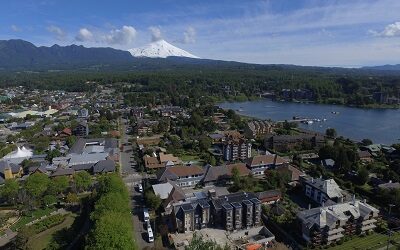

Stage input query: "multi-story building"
[
  {"left": 222, "top": 131, "right": 251, "bottom": 161},
  {"left": 172, "top": 192, "right": 262, "bottom": 233},
  {"left": 246, "top": 154, "right": 288, "bottom": 176},
  {"left": 265, "top": 134, "right": 325, "bottom": 152},
  {"left": 173, "top": 198, "right": 211, "bottom": 233},
  {"left": 302, "top": 177, "right": 345, "bottom": 205},
  {"left": 297, "top": 200, "right": 379, "bottom": 246},
  {"left": 73, "top": 120, "right": 89, "bottom": 137},
  {"left": 211, "top": 192, "right": 262, "bottom": 231},
  {"left": 244, "top": 120, "right": 272, "bottom": 139}
]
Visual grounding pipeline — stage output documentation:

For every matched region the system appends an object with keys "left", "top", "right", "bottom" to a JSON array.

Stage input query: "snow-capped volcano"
[{"left": 129, "top": 39, "right": 199, "bottom": 59}]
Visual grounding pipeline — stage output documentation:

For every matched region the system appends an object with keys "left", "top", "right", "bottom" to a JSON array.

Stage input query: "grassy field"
[
  {"left": 329, "top": 232, "right": 400, "bottom": 250},
  {"left": 10, "top": 207, "right": 56, "bottom": 231},
  {"left": 28, "top": 214, "right": 76, "bottom": 250}
]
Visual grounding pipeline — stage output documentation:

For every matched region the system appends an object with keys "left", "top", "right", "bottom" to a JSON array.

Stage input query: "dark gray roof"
[
  {"left": 51, "top": 168, "right": 74, "bottom": 177},
  {"left": 212, "top": 192, "right": 260, "bottom": 211},
  {"left": 71, "top": 163, "right": 94, "bottom": 171},
  {"left": 0, "top": 161, "right": 21, "bottom": 174},
  {"left": 69, "top": 138, "right": 118, "bottom": 154},
  {"left": 93, "top": 159, "right": 115, "bottom": 173}
]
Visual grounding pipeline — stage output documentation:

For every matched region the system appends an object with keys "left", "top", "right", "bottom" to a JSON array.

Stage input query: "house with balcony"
[{"left": 297, "top": 200, "right": 379, "bottom": 246}]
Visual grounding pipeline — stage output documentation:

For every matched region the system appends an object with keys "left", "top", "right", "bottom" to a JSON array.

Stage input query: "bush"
[{"left": 29, "top": 214, "right": 66, "bottom": 234}]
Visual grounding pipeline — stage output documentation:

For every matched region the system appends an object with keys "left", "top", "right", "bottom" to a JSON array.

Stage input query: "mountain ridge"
[{"left": 0, "top": 39, "right": 134, "bottom": 69}]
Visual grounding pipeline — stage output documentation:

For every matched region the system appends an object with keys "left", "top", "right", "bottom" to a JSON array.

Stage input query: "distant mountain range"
[
  {"left": 362, "top": 64, "right": 400, "bottom": 71},
  {"left": 0, "top": 39, "right": 134, "bottom": 69},
  {"left": 0, "top": 39, "right": 399, "bottom": 72}
]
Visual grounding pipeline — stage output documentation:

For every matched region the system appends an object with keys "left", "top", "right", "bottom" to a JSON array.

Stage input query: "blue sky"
[{"left": 1, "top": 0, "right": 400, "bottom": 67}]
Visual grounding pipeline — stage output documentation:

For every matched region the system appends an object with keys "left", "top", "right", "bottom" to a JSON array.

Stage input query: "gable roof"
[
  {"left": 246, "top": 154, "right": 286, "bottom": 167},
  {"left": 51, "top": 168, "right": 74, "bottom": 177},
  {"left": 93, "top": 159, "right": 115, "bottom": 173},
  {"left": 159, "top": 153, "right": 180, "bottom": 163},
  {"left": 157, "top": 165, "right": 205, "bottom": 182},
  {"left": 203, "top": 163, "right": 250, "bottom": 183},
  {"left": 306, "top": 178, "right": 343, "bottom": 199},
  {"left": 144, "top": 155, "right": 163, "bottom": 169}
]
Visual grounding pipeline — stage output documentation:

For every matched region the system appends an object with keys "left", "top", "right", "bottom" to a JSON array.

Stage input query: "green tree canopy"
[
  {"left": 25, "top": 173, "right": 50, "bottom": 198},
  {"left": 144, "top": 190, "right": 162, "bottom": 211},
  {"left": 73, "top": 171, "right": 92, "bottom": 192},
  {"left": 0, "top": 179, "right": 19, "bottom": 204},
  {"left": 86, "top": 212, "right": 136, "bottom": 250}
]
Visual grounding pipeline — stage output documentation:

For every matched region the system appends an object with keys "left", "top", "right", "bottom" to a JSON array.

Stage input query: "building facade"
[{"left": 297, "top": 200, "right": 379, "bottom": 246}]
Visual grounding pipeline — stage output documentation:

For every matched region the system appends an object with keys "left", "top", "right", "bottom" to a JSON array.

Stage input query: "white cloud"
[
  {"left": 105, "top": 25, "right": 137, "bottom": 45},
  {"left": 183, "top": 26, "right": 196, "bottom": 44},
  {"left": 370, "top": 22, "right": 400, "bottom": 37},
  {"left": 47, "top": 25, "right": 66, "bottom": 40},
  {"left": 149, "top": 26, "right": 162, "bottom": 42},
  {"left": 75, "top": 28, "right": 94, "bottom": 42},
  {"left": 11, "top": 25, "right": 21, "bottom": 32}
]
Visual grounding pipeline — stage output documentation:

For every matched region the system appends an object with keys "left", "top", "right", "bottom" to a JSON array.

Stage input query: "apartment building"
[
  {"left": 211, "top": 192, "right": 262, "bottom": 231},
  {"left": 222, "top": 131, "right": 251, "bottom": 161},
  {"left": 297, "top": 200, "right": 379, "bottom": 246},
  {"left": 73, "top": 120, "right": 89, "bottom": 137},
  {"left": 171, "top": 191, "right": 262, "bottom": 233},
  {"left": 244, "top": 120, "right": 272, "bottom": 138},
  {"left": 173, "top": 198, "right": 211, "bottom": 233},
  {"left": 265, "top": 134, "right": 324, "bottom": 152}
]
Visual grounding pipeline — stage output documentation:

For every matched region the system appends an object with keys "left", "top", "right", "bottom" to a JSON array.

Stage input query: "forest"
[{"left": 1, "top": 64, "right": 400, "bottom": 107}]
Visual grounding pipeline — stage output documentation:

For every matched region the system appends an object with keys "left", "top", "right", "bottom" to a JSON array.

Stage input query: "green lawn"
[
  {"left": 28, "top": 214, "right": 76, "bottom": 250},
  {"left": 329, "top": 232, "right": 400, "bottom": 250},
  {"left": 10, "top": 207, "right": 56, "bottom": 231}
]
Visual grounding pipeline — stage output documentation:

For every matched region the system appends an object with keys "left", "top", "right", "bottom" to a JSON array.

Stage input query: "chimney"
[
  {"left": 322, "top": 201, "right": 325, "bottom": 207},
  {"left": 352, "top": 194, "right": 356, "bottom": 205},
  {"left": 363, "top": 199, "right": 366, "bottom": 204},
  {"left": 308, "top": 204, "right": 311, "bottom": 210},
  {"left": 389, "top": 180, "right": 392, "bottom": 183},
  {"left": 311, "top": 177, "right": 314, "bottom": 183}
]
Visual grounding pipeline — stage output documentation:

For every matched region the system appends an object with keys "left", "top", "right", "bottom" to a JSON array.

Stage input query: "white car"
[
  {"left": 143, "top": 208, "right": 150, "bottom": 223},
  {"left": 147, "top": 224, "right": 154, "bottom": 243},
  {"left": 138, "top": 183, "right": 143, "bottom": 193}
]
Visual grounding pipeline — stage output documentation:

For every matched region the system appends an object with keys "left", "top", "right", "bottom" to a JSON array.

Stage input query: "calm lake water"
[{"left": 219, "top": 99, "right": 400, "bottom": 145}]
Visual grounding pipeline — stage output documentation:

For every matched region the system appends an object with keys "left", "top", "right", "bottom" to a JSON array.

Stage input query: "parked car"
[
  {"left": 143, "top": 207, "right": 150, "bottom": 223},
  {"left": 138, "top": 183, "right": 143, "bottom": 193}
]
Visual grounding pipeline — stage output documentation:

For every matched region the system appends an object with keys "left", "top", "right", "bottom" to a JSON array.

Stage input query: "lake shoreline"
[{"left": 218, "top": 99, "right": 400, "bottom": 145}]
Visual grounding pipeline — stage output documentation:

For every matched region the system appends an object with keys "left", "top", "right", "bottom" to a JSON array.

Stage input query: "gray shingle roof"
[{"left": 93, "top": 159, "right": 115, "bottom": 173}]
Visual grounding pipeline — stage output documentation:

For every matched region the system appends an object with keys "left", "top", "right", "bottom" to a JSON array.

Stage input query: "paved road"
[
  {"left": 0, "top": 229, "right": 17, "bottom": 248},
  {"left": 120, "top": 118, "right": 154, "bottom": 249}
]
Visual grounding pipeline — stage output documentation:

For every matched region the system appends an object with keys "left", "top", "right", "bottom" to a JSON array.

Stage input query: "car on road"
[
  {"left": 143, "top": 207, "right": 150, "bottom": 223},
  {"left": 138, "top": 183, "right": 143, "bottom": 193},
  {"left": 147, "top": 224, "right": 154, "bottom": 243}
]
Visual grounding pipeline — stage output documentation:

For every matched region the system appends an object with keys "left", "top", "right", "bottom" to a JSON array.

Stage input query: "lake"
[{"left": 219, "top": 99, "right": 400, "bottom": 145}]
